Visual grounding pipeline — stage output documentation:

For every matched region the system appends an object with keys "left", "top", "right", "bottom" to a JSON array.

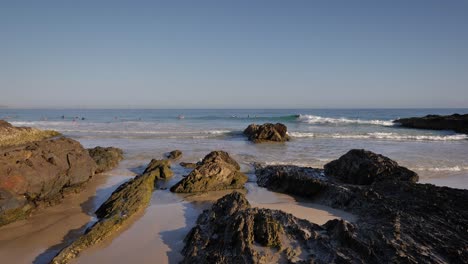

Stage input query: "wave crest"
[{"left": 297, "top": 115, "right": 394, "bottom": 126}]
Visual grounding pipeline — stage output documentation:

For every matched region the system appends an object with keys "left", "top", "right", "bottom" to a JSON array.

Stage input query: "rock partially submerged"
[
  {"left": 254, "top": 149, "right": 468, "bottom": 263},
  {"left": 394, "top": 113, "right": 468, "bottom": 134},
  {"left": 166, "top": 149, "right": 182, "bottom": 160},
  {"left": 0, "top": 120, "right": 60, "bottom": 147},
  {"left": 182, "top": 192, "right": 372, "bottom": 263},
  {"left": 180, "top": 162, "right": 198, "bottom": 169},
  {"left": 88, "top": 146, "right": 124, "bottom": 173},
  {"left": 0, "top": 137, "right": 96, "bottom": 226},
  {"left": 142, "top": 159, "right": 173, "bottom": 179},
  {"left": 170, "top": 151, "right": 247, "bottom": 193},
  {"left": 51, "top": 157, "right": 164, "bottom": 264},
  {"left": 243, "top": 123, "right": 290, "bottom": 143},
  {"left": 324, "top": 149, "right": 418, "bottom": 185}
]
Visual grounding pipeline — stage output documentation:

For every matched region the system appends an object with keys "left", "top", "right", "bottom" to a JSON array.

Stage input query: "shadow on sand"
[{"left": 32, "top": 180, "right": 127, "bottom": 264}]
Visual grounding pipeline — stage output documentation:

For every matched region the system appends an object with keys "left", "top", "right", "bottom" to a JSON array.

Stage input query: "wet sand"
[{"left": 0, "top": 157, "right": 463, "bottom": 264}]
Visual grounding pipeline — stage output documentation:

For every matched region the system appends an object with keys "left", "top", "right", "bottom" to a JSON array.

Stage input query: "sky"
[{"left": 1, "top": 0, "right": 467, "bottom": 109}]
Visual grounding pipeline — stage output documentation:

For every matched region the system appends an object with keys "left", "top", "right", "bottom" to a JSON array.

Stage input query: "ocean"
[
  {"left": 1, "top": 108, "right": 468, "bottom": 263},
  {"left": 2, "top": 108, "right": 468, "bottom": 188}
]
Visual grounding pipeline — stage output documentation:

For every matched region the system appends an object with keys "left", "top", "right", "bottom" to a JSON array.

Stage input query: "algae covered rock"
[
  {"left": 324, "top": 149, "right": 418, "bottom": 185},
  {"left": 243, "top": 123, "right": 290, "bottom": 143},
  {"left": 166, "top": 149, "right": 182, "bottom": 160},
  {"left": 0, "top": 120, "right": 60, "bottom": 147},
  {"left": 182, "top": 192, "right": 368, "bottom": 264},
  {"left": 88, "top": 146, "right": 124, "bottom": 173},
  {"left": 142, "top": 159, "right": 173, "bottom": 180},
  {"left": 170, "top": 151, "right": 247, "bottom": 193},
  {"left": 51, "top": 171, "right": 157, "bottom": 264}
]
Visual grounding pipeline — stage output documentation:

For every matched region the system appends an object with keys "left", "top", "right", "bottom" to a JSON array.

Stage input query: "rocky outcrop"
[
  {"left": 254, "top": 150, "right": 468, "bottom": 263},
  {"left": 51, "top": 162, "right": 158, "bottom": 264},
  {"left": 180, "top": 162, "right": 198, "bottom": 169},
  {"left": 0, "top": 137, "right": 96, "bottom": 226},
  {"left": 324, "top": 149, "right": 418, "bottom": 185},
  {"left": 243, "top": 123, "right": 290, "bottom": 143},
  {"left": 170, "top": 151, "right": 247, "bottom": 193},
  {"left": 182, "top": 192, "right": 373, "bottom": 263},
  {"left": 141, "top": 159, "right": 173, "bottom": 180},
  {"left": 0, "top": 120, "right": 60, "bottom": 147},
  {"left": 394, "top": 113, "right": 468, "bottom": 134},
  {"left": 88, "top": 146, "right": 123, "bottom": 173},
  {"left": 166, "top": 149, "right": 182, "bottom": 160}
]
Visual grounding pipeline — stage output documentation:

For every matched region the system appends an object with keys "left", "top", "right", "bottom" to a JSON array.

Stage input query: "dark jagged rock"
[
  {"left": 170, "top": 151, "right": 247, "bottom": 193},
  {"left": 51, "top": 170, "right": 157, "bottom": 264},
  {"left": 88, "top": 146, "right": 123, "bottom": 173},
  {"left": 182, "top": 192, "right": 374, "bottom": 263},
  {"left": 166, "top": 149, "right": 182, "bottom": 160},
  {"left": 324, "top": 149, "right": 419, "bottom": 185},
  {"left": 243, "top": 123, "right": 290, "bottom": 143},
  {"left": 394, "top": 113, "right": 468, "bottom": 134},
  {"left": 0, "top": 137, "right": 96, "bottom": 226},
  {"left": 253, "top": 150, "right": 468, "bottom": 263},
  {"left": 142, "top": 159, "right": 173, "bottom": 180},
  {"left": 256, "top": 165, "right": 328, "bottom": 197}
]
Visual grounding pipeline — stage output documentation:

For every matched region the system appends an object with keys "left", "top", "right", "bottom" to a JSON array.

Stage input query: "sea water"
[{"left": 2, "top": 108, "right": 468, "bottom": 188}]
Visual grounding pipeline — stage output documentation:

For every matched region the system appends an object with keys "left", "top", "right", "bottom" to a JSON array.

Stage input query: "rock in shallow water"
[
  {"left": 170, "top": 151, "right": 247, "bottom": 193},
  {"left": 243, "top": 123, "right": 290, "bottom": 143},
  {"left": 324, "top": 149, "right": 418, "bottom": 185},
  {"left": 394, "top": 113, "right": 468, "bottom": 134},
  {"left": 166, "top": 149, "right": 182, "bottom": 160},
  {"left": 88, "top": 146, "right": 124, "bottom": 173},
  {"left": 253, "top": 149, "right": 468, "bottom": 263},
  {"left": 141, "top": 159, "right": 173, "bottom": 179}
]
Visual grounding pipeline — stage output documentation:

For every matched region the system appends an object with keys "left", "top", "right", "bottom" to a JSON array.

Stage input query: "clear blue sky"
[{"left": 1, "top": 0, "right": 467, "bottom": 108}]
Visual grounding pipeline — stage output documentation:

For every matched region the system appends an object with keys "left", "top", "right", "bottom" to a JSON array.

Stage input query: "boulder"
[
  {"left": 166, "top": 149, "right": 182, "bottom": 160},
  {"left": 394, "top": 113, "right": 468, "bottom": 134},
  {"left": 182, "top": 192, "right": 371, "bottom": 263},
  {"left": 170, "top": 151, "right": 247, "bottom": 193},
  {"left": 256, "top": 165, "right": 328, "bottom": 197},
  {"left": 88, "top": 146, "right": 124, "bottom": 173},
  {"left": 243, "top": 123, "right": 290, "bottom": 143},
  {"left": 180, "top": 162, "right": 198, "bottom": 169},
  {"left": 324, "top": 149, "right": 418, "bottom": 185},
  {"left": 51, "top": 171, "right": 157, "bottom": 264},
  {"left": 0, "top": 137, "right": 96, "bottom": 226},
  {"left": 142, "top": 159, "right": 173, "bottom": 180}
]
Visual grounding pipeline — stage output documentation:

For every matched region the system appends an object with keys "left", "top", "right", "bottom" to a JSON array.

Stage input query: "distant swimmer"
[
  {"left": 61, "top": 115, "right": 65, "bottom": 119},
  {"left": 178, "top": 115, "right": 185, "bottom": 120},
  {"left": 81, "top": 117, "right": 85, "bottom": 120}
]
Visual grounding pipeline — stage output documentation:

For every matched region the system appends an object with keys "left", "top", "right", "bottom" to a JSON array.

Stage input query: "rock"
[
  {"left": 166, "top": 149, "right": 182, "bottom": 160},
  {"left": 51, "top": 171, "right": 157, "bottom": 264},
  {"left": 394, "top": 113, "right": 468, "bottom": 134},
  {"left": 243, "top": 123, "right": 290, "bottom": 143},
  {"left": 182, "top": 192, "right": 372, "bottom": 263},
  {"left": 324, "top": 149, "right": 419, "bottom": 185},
  {"left": 170, "top": 151, "right": 247, "bottom": 193},
  {"left": 256, "top": 165, "right": 328, "bottom": 197},
  {"left": 0, "top": 137, "right": 96, "bottom": 226},
  {"left": 142, "top": 159, "right": 173, "bottom": 180},
  {"left": 180, "top": 162, "right": 198, "bottom": 169},
  {"left": 0, "top": 120, "right": 60, "bottom": 147},
  {"left": 253, "top": 151, "right": 468, "bottom": 263},
  {"left": 88, "top": 146, "right": 123, "bottom": 173}
]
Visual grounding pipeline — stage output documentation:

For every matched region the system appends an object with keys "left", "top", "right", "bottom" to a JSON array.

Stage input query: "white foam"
[
  {"left": 413, "top": 166, "right": 468, "bottom": 172},
  {"left": 288, "top": 131, "right": 467, "bottom": 141},
  {"left": 298, "top": 115, "right": 394, "bottom": 126}
]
